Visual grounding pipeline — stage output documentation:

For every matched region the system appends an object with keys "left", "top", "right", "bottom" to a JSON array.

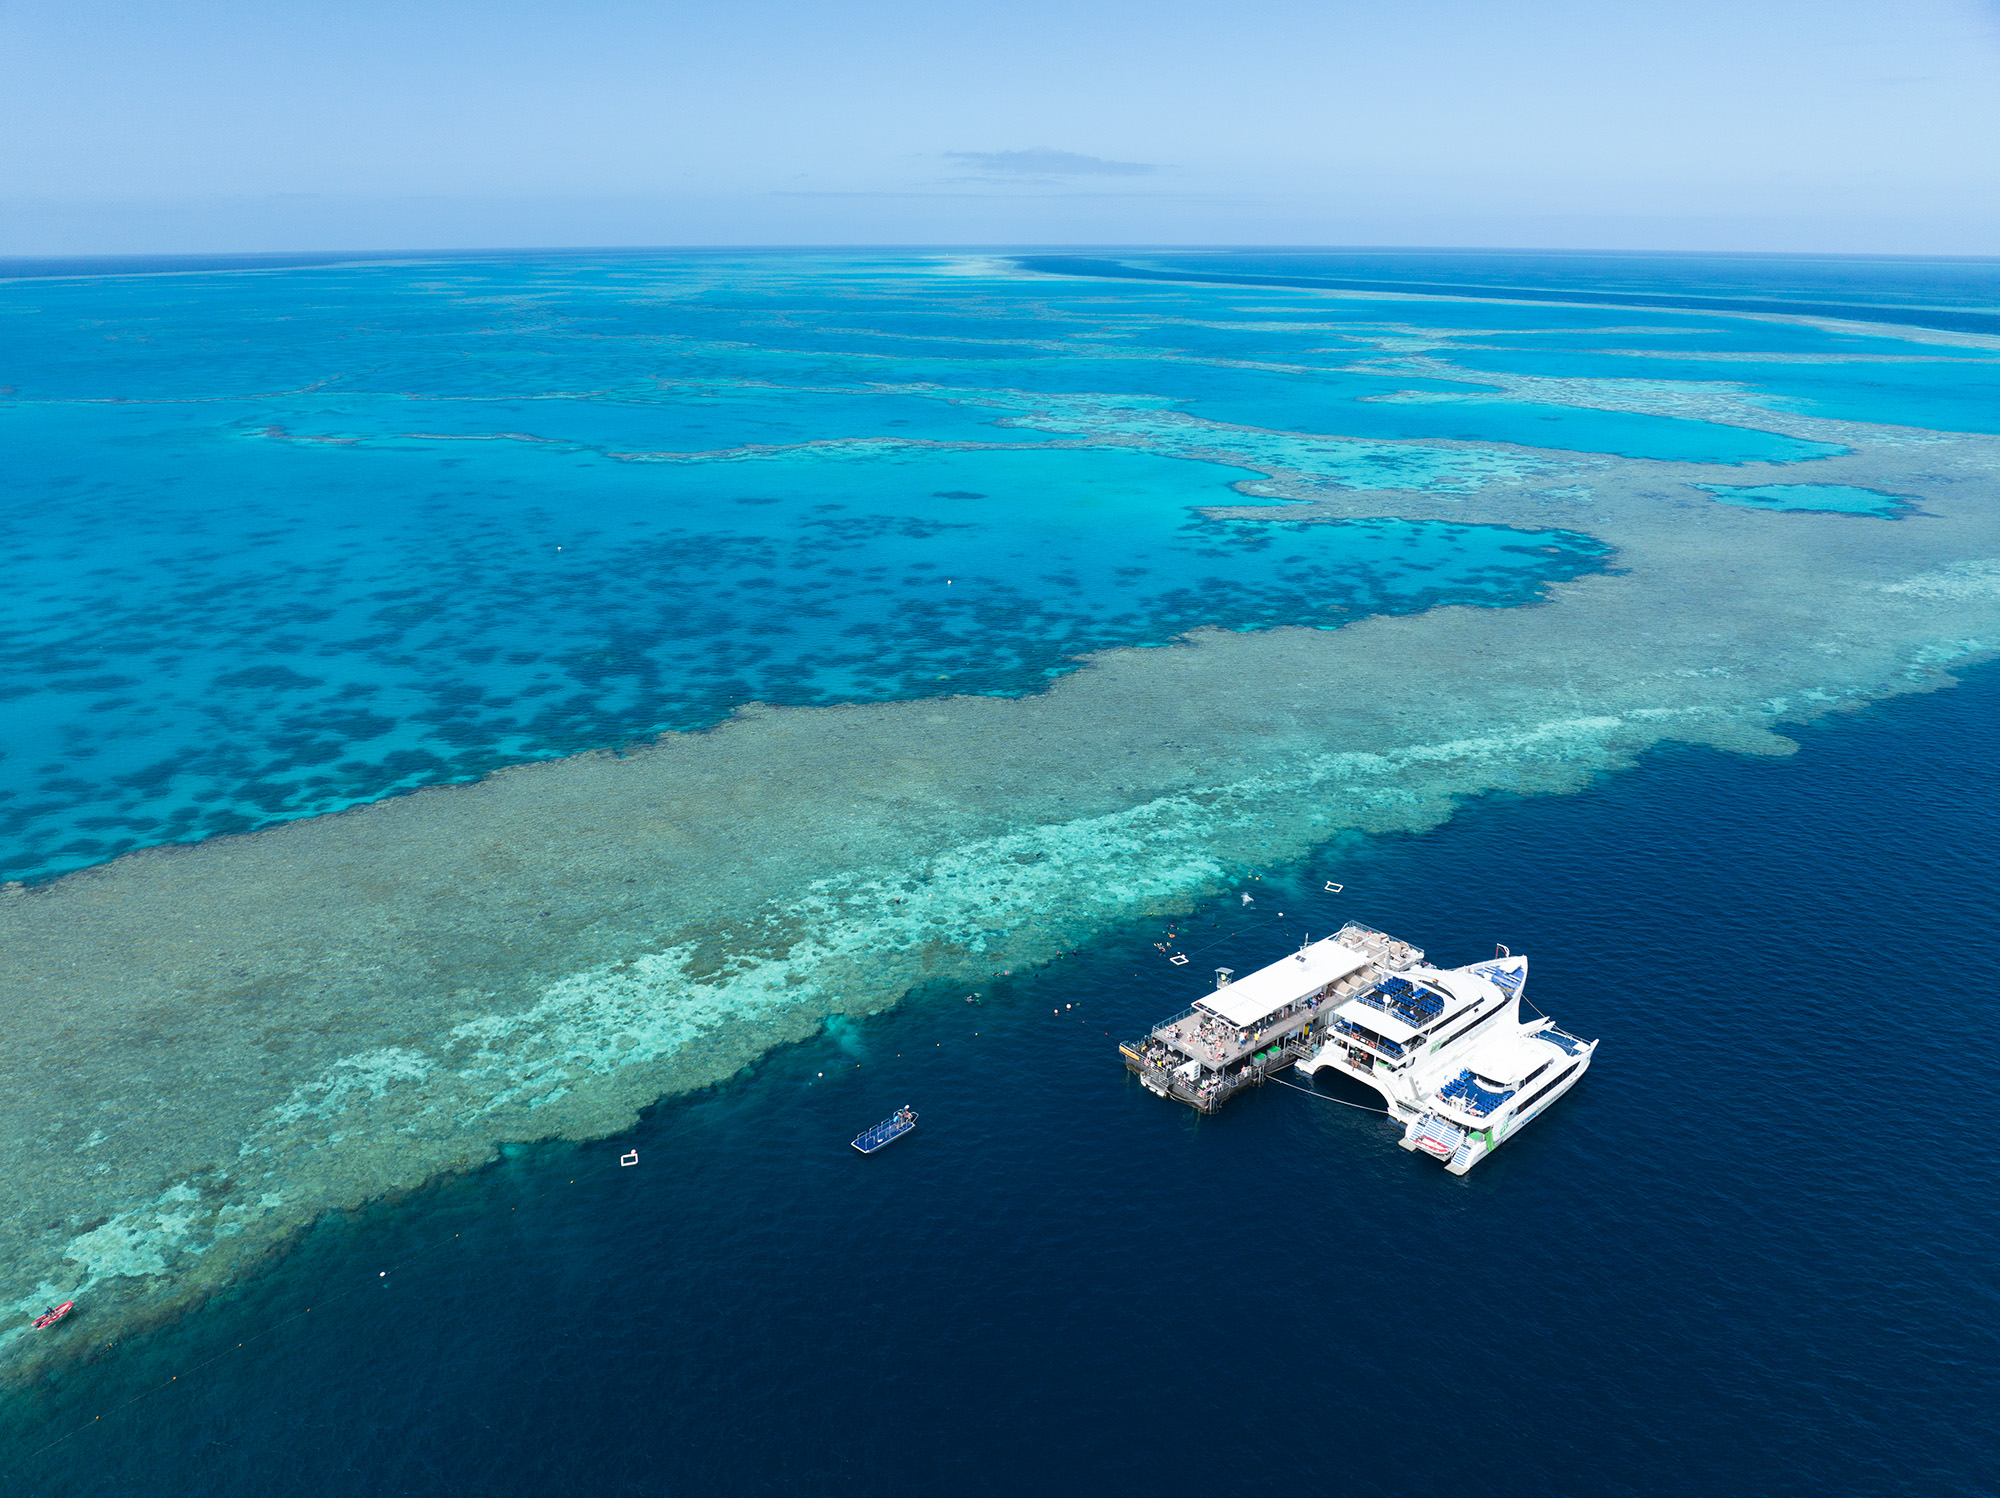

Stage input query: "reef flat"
[
  {"left": 7, "top": 408, "right": 2000, "bottom": 1378},
  {"left": 5, "top": 252, "right": 2000, "bottom": 1379}
]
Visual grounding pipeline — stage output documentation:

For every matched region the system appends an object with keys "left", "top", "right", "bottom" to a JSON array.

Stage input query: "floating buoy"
[
  {"left": 1325, "top": 881, "right": 1344, "bottom": 893},
  {"left": 620, "top": 1150, "right": 639, "bottom": 1167}
]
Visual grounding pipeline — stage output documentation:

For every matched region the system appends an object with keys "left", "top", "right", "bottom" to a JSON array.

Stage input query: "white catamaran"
[{"left": 1123, "top": 922, "right": 1597, "bottom": 1174}]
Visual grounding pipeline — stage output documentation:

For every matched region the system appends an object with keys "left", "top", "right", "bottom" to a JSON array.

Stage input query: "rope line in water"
[{"left": 1264, "top": 1074, "right": 1392, "bottom": 1114}]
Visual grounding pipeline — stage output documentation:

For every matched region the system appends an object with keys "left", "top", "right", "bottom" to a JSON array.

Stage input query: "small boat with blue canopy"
[{"left": 852, "top": 1106, "right": 917, "bottom": 1154}]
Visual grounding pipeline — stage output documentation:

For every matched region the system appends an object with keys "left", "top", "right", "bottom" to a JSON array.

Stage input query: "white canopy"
[
  {"left": 1458, "top": 1029, "right": 1540, "bottom": 1086},
  {"left": 1195, "top": 938, "right": 1372, "bottom": 1029},
  {"left": 1333, "top": 997, "right": 1421, "bottom": 1044}
]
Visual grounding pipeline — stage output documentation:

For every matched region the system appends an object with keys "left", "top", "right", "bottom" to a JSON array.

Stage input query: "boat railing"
[
  {"left": 1121, "top": 1038, "right": 1187, "bottom": 1075},
  {"left": 1147, "top": 1004, "right": 1311, "bottom": 1067},
  {"left": 1336, "top": 922, "right": 1424, "bottom": 971},
  {"left": 1534, "top": 1025, "right": 1591, "bottom": 1056},
  {"left": 1352, "top": 983, "right": 1444, "bottom": 1030},
  {"left": 1470, "top": 961, "right": 1526, "bottom": 995},
  {"left": 1331, "top": 1017, "right": 1405, "bottom": 1059},
  {"left": 1438, "top": 1069, "right": 1515, "bottom": 1117},
  {"left": 1123, "top": 1038, "right": 1296, "bottom": 1113},
  {"left": 854, "top": 1113, "right": 914, "bottom": 1151},
  {"left": 1144, "top": 1005, "right": 1201, "bottom": 1040}
]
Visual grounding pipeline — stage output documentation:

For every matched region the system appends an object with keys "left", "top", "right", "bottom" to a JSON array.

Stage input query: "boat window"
[
  {"left": 1519, "top": 1062, "right": 1551, "bottom": 1088},
  {"left": 1514, "top": 1063, "right": 1579, "bottom": 1114},
  {"left": 1423, "top": 995, "right": 1492, "bottom": 1036},
  {"left": 1434, "top": 1004, "right": 1505, "bottom": 1050}
]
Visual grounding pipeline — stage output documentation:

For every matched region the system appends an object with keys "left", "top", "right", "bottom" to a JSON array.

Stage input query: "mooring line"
[{"left": 1264, "top": 1074, "right": 1391, "bottom": 1114}]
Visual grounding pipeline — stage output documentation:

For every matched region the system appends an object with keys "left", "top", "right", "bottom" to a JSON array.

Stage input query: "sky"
[{"left": 2, "top": 0, "right": 1998, "bottom": 255}]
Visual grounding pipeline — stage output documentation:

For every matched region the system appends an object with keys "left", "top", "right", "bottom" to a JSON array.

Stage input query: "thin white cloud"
[{"left": 943, "top": 149, "right": 1158, "bottom": 177}]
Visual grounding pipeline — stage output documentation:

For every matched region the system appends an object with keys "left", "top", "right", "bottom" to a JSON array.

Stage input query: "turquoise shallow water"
[
  {"left": 2, "top": 416, "right": 1605, "bottom": 880},
  {"left": 955, "top": 357, "right": 1843, "bottom": 461},
  {"left": 8, "top": 251, "right": 2000, "bottom": 1496},
  {"left": 9, "top": 655, "right": 1998, "bottom": 1498},
  {"left": 1695, "top": 482, "right": 1913, "bottom": 515},
  {"left": 5, "top": 251, "right": 1747, "bottom": 883},
  {"left": 1439, "top": 344, "right": 2000, "bottom": 435},
  {"left": 1, "top": 401, "right": 1607, "bottom": 881},
  {"left": 14, "top": 250, "right": 1998, "bottom": 881}
]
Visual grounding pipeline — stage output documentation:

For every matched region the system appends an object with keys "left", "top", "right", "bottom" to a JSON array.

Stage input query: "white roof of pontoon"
[
  {"left": 1195, "top": 939, "right": 1372, "bottom": 1029},
  {"left": 1333, "top": 997, "right": 1422, "bottom": 1043}
]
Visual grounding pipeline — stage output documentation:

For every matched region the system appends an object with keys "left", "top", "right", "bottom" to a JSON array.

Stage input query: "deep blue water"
[
  {"left": 9, "top": 248, "right": 2000, "bottom": 1496},
  {"left": 10, "top": 661, "right": 1998, "bottom": 1497},
  {"left": 1020, "top": 250, "right": 2000, "bottom": 334}
]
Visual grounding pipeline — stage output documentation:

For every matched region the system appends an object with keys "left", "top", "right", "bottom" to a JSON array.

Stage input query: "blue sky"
[{"left": 3, "top": 0, "right": 1998, "bottom": 254}]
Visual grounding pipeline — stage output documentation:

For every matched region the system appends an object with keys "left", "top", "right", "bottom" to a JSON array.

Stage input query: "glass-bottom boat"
[{"left": 852, "top": 1106, "right": 917, "bottom": 1154}]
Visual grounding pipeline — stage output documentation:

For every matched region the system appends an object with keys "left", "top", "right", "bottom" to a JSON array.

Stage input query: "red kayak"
[{"left": 30, "top": 1301, "right": 73, "bottom": 1330}]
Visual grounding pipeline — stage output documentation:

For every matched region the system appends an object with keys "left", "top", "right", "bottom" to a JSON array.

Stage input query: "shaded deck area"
[{"left": 1120, "top": 1034, "right": 1314, "bottom": 1113}]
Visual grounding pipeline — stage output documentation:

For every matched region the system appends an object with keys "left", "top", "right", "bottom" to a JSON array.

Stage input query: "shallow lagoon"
[
  {"left": 1695, "top": 481, "right": 1912, "bottom": 515},
  {"left": 2, "top": 420, "right": 1606, "bottom": 882},
  {"left": 6, "top": 251, "right": 2000, "bottom": 1493},
  {"left": 1440, "top": 343, "right": 2000, "bottom": 435}
]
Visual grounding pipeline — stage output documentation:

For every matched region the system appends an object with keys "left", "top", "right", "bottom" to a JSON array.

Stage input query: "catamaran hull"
[{"left": 1402, "top": 1045, "right": 1594, "bottom": 1174}]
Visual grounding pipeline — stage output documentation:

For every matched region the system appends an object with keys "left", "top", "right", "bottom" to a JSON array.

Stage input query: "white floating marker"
[
  {"left": 1324, "top": 881, "right": 1344, "bottom": 893},
  {"left": 1169, "top": 953, "right": 1189, "bottom": 966},
  {"left": 620, "top": 1150, "right": 639, "bottom": 1167}
]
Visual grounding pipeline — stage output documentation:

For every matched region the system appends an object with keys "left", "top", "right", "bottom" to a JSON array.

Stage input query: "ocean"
[{"left": 2, "top": 249, "right": 1997, "bottom": 1495}]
